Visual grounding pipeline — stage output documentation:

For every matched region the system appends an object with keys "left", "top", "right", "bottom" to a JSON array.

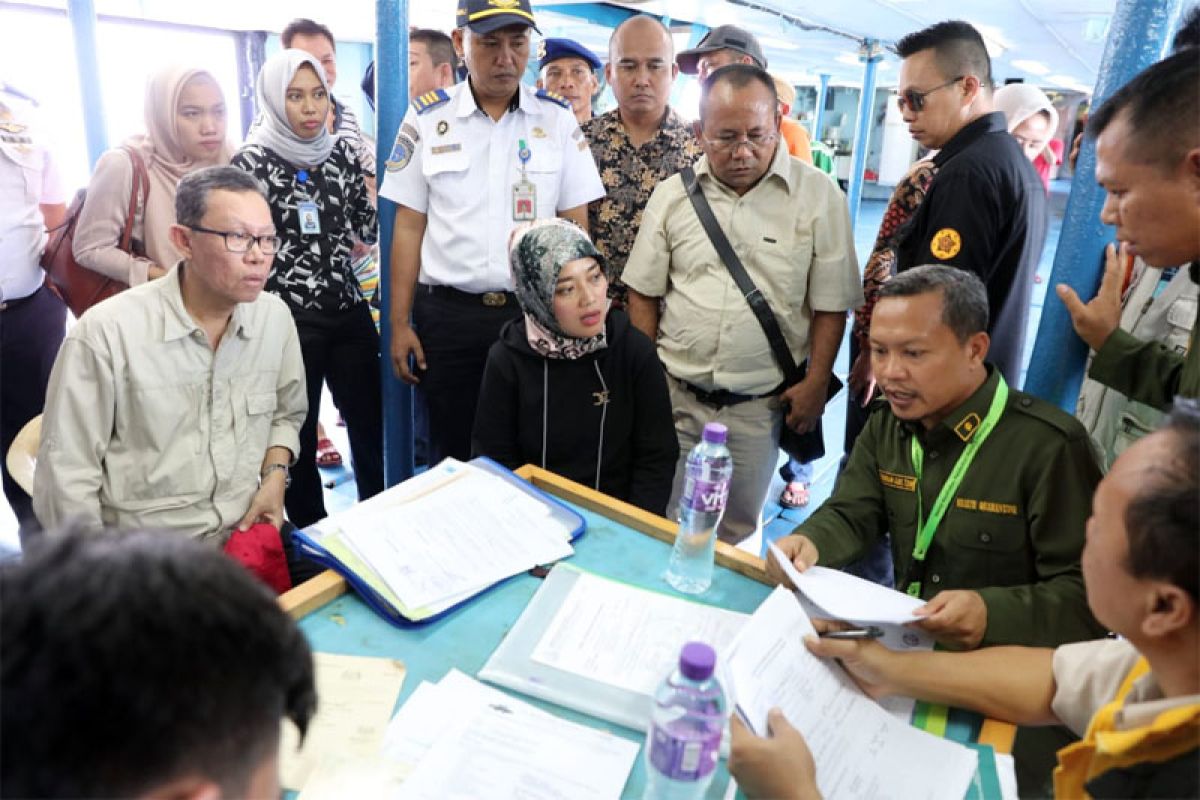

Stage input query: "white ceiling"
[{"left": 9, "top": 0, "right": 1119, "bottom": 91}]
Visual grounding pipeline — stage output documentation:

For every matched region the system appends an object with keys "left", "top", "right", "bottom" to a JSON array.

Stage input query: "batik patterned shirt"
[
  {"left": 582, "top": 108, "right": 701, "bottom": 298},
  {"left": 232, "top": 137, "right": 377, "bottom": 313}
]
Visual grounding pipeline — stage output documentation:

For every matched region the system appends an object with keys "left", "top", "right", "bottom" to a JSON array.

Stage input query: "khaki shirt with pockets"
[
  {"left": 621, "top": 143, "right": 862, "bottom": 396},
  {"left": 34, "top": 263, "right": 307, "bottom": 540}
]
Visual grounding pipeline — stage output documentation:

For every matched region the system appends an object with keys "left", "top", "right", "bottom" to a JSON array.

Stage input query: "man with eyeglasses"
[
  {"left": 847, "top": 20, "right": 1046, "bottom": 449},
  {"left": 624, "top": 65, "right": 861, "bottom": 544},
  {"left": 34, "top": 167, "right": 308, "bottom": 577}
]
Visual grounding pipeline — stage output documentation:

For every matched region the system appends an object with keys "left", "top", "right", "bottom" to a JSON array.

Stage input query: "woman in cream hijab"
[
  {"left": 73, "top": 65, "right": 232, "bottom": 287},
  {"left": 993, "top": 83, "right": 1061, "bottom": 191}
]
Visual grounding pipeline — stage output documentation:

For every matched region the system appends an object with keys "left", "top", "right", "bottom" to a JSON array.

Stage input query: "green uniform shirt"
[
  {"left": 798, "top": 368, "right": 1106, "bottom": 648},
  {"left": 1089, "top": 262, "right": 1199, "bottom": 407}
]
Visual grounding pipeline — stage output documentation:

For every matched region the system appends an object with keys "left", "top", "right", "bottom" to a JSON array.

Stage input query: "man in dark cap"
[
  {"left": 537, "top": 37, "right": 601, "bottom": 124},
  {"left": 677, "top": 24, "right": 767, "bottom": 81}
]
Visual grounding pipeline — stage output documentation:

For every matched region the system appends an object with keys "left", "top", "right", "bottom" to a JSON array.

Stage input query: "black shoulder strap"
[{"left": 680, "top": 166, "right": 799, "bottom": 382}]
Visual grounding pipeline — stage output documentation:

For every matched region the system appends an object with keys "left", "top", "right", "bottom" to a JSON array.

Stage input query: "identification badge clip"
[{"left": 513, "top": 139, "right": 536, "bottom": 221}]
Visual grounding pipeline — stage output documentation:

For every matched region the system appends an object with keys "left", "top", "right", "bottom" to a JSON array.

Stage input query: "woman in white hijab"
[
  {"left": 993, "top": 83, "right": 1061, "bottom": 191},
  {"left": 231, "top": 49, "right": 382, "bottom": 530},
  {"left": 74, "top": 65, "right": 231, "bottom": 286}
]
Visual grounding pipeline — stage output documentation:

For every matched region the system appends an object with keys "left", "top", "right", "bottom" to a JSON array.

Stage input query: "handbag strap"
[
  {"left": 117, "top": 146, "right": 150, "bottom": 253},
  {"left": 680, "top": 166, "right": 800, "bottom": 382}
]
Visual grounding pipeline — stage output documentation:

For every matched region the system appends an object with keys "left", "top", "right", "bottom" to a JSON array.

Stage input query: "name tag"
[
  {"left": 955, "top": 498, "right": 1019, "bottom": 516},
  {"left": 298, "top": 201, "right": 321, "bottom": 235},
  {"left": 879, "top": 470, "right": 917, "bottom": 492}
]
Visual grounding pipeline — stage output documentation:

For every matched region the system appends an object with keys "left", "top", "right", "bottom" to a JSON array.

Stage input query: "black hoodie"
[{"left": 471, "top": 309, "right": 678, "bottom": 516}]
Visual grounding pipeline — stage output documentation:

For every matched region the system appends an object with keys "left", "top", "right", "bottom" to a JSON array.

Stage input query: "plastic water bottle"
[
  {"left": 643, "top": 641, "right": 727, "bottom": 800},
  {"left": 666, "top": 423, "right": 732, "bottom": 594}
]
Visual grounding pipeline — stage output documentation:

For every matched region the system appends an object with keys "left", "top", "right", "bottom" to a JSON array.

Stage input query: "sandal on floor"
[
  {"left": 779, "top": 481, "right": 810, "bottom": 509},
  {"left": 316, "top": 436, "right": 343, "bottom": 467}
]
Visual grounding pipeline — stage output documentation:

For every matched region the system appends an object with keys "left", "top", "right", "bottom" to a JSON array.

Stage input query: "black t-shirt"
[{"left": 896, "top": 112, "right": 1048, "bottom": 384}]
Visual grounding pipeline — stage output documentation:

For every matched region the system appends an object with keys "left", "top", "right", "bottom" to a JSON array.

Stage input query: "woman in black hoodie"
[{"left": 472, "top": 219, "right": 678, "bottom": 515}]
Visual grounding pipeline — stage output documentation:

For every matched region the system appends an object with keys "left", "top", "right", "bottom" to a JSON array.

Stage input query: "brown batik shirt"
[{"left": 583, "top": 108, "right": 701, "bottom": 301}]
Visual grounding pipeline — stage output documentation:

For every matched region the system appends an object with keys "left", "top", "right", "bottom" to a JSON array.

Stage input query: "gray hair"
[
  {"left": 174, "top": 166, "right": 267, "bottom": 229},
  {"left": 878, "top": 265, "right": 989, "bottom": 342}
]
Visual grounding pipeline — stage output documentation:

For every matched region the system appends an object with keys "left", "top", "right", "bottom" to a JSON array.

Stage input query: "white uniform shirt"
[
  {"left": 0, "top": 90, "right": 66, "bottom": 302},
  {"left": 378, "top": 81, "right": 604, "bottom": 293}
]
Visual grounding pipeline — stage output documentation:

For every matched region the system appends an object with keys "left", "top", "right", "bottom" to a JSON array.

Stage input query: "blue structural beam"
[
  {"left": 1023, "top": 0, "right": 1183, "bottom": 409},
  {"left": 377, "top": 0, "right": 414, "bottom": 487},
  {"left": 536, "top": 3, "right": 637, "bottom": 28},
  {"left": 66, "top": 0, "right": 107, "bottom": 168},
  {"left": 813, "top": 72, "right": 830, "bottom": 141},
  {"left": 846, "top": 41, "right": 882, "bottom": 230}
]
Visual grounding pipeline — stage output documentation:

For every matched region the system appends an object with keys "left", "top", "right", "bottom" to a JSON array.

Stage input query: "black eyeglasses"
[
  {"left": 188, "top": 225, "right": 282, "bottom": 255},
  {"left": 896, "top": 76, "right": 964, "bottom": 113}
]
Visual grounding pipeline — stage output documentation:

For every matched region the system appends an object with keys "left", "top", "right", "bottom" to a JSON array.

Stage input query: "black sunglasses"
[{"left": 896, "top": 76, "right": 964, "bottom": 113}]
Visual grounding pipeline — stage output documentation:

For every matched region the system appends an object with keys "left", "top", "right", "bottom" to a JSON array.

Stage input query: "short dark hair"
[
  {"left": 0, "top": 530, "right": 317, "bottom": 798},
  {"left": 1171, "top": 5, "right": 1200, "bottom": 51},
  {"left": 411, "top": 28, "right": 456, "bottom": 68},
  {"left": 282, "top": 18, "right": 335, "bottom": 51},
  {"left": 878, "top": 265, "right": 989, "bottom": 342},
  {"left": 176, "top": 166, "right": 267, "bottom": 228},
  {"left": 1124, "top": 402, "right": 1200, "bottom": 601},
  {"left": 894, "top": 20, "right": 993, "bottom": 91},
  {"left": 1086, "top": 49, "right": 1199, "bottom": 170},
  {"left": 699, "top": 63, "right": 778, "bottom": 124}
]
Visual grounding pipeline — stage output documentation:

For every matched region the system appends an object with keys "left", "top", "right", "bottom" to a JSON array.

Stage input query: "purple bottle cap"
[
  {"left": 701, "top": 423, "right": 728, "bottom": 445},
  {"left": 679, "top": 641, "right": 716, "bottom": 680}
]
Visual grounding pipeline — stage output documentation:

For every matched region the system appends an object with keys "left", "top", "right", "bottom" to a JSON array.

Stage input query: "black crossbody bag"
[{"left": 680, "top": 166, "right": 842, "bottom": 463}]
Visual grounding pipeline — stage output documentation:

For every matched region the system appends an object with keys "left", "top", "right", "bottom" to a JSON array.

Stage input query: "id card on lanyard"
[
  {"left": 904, "top": 376, "right": 1009, "bottom": 597},
  {"left": 296, "top": 169, "right": 321, "bottom": 235},
  {"left": 513, "top": 138, "right": 536, "bottom": 221}
]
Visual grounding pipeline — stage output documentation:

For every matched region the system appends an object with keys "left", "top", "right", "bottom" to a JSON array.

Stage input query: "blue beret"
[{"left": 537, "top": 38, "right": 601, "bottom": 72}]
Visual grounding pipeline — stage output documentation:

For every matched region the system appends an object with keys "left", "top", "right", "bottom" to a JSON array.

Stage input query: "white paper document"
[
  {"left": 341, "top": 465, "right": 574, "bottom": 609},
  {"left": 388, "top": 670, "right": 639, "bottom": 800},
  {"left": 725, "top": 587, "right": 977, "bottom": 800},
  {"left": 529, "top": 570, "right": 748, "bottom": 696}
]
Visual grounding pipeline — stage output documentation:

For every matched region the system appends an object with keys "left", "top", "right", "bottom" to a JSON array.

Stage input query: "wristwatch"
[{"left": 260, "top": 463, "right": 291, "bottom": 488}]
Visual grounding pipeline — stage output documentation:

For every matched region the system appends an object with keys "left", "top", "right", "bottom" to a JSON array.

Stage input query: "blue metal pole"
[
  {"left": 377, "top": 0, "right": 414, "bottom": 486},
  {"left": 813, "top": 72, "right": 830, "bottom": 141},
  {"left": 846, "top": 41, "right": 882, "bottom": 230},
  {"left": 66, "top": 0, "right": 107, "bottom": 168},
  {"left": 1023, "top": 0, "right": 1183, "bottom": 409}
]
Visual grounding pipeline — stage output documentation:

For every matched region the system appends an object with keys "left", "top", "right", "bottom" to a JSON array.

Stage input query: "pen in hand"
[{"left": 818, "top": 625, "right": 884, "bottom": 640}]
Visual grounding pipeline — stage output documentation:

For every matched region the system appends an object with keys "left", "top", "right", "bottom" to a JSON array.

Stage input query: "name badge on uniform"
[
  {"left": 513, "top": 138, "right": 536, "bottom": 221},
  {"left": 298, "top": 201, "right": 321, "bottom": 235}
]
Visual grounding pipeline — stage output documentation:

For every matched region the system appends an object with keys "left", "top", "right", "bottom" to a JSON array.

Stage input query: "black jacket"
[{"left": 471, "top": 309, "right": 678, "bottom": 515}]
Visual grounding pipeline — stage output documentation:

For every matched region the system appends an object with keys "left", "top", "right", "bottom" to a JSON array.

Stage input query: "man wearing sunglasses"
[
  {"left": 882, "top": 21, "right": 1046, "bottom": 393},
  {"left": 34, "top": 168, "right": 308, "bottom": 575}
]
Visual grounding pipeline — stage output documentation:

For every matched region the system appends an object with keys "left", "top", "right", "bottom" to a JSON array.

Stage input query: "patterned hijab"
[
  {"left": 246, "top": 49, "right": 335, "bottom": 168},
  {"left": 509, "top": 219, "right": 609, "bottom": 360}
]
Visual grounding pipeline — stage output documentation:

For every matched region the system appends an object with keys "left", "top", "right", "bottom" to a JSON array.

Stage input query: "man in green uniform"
[
  {"left": 771, "top": 265, "right": 1106, "bottom": 651},
  {"left": 1057, "top": 50, "right": 1199, "bottom": 405}
]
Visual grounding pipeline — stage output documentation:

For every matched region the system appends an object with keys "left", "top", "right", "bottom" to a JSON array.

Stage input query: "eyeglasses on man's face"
[
  {"left": 188, "top": 225, "right": 282, "bottom": 255},
  {"left": 704, "top": 131, "right": 779, "bottom": 154},
  {"left": 896, "top": 76, "right": 964, "bottom": 113}
]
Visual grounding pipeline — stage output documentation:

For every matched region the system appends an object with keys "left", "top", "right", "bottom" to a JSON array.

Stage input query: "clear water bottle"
[
  {"left": 643, "top": 641, "right": 727, "bottom": 800},
  {"left": 666, "top": 423, "right": 732, "bottom": 594}
]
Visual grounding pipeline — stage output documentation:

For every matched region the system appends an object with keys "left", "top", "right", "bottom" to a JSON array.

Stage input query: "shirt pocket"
[
  {"left": 422, "top": 144, "right": 470, "bottom": 194},
  {"left": 116, "top": 382, "right": 206, "bottom": 500},
  {"left": 1165, "top": 294, "right": 1197, "bottom": 352},
  {"left": 234, "top": 390, "right": 279, "bottom": 484},
  {"left": 754, "top": 232, "right": 809, "bottom": 311},
  {"left": 524, "top": 145, "right": 563, "bottom": 217},
  {"left": 946, "top": 511, "right": 1031, "bottom": 588},
  {"left": 4, "top": 145, "right": 44, "bottom": 205}
]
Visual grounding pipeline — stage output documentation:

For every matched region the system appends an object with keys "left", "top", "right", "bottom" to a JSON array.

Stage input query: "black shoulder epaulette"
[
  {"left": 1008, "top": 389, "right": 1088, "bottom": 438},
  {"left": 412, "top": 88, "right": 451, "bottom": 115},
  {"left": 536, "top": 88, "right": 571, "bottom": 110}
]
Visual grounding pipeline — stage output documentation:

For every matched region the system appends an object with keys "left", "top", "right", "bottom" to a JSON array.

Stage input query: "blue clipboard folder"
[{"left": 293, "top": 457, "right": 586, "bottom": 625}]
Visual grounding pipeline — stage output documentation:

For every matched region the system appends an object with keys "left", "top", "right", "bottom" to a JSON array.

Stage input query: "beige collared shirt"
[
  {"left": 34, "top": 264, "right": 307, "bottom": 541},
  {"left": 622, "top": 143, "right": 862, "bottom": 396}
]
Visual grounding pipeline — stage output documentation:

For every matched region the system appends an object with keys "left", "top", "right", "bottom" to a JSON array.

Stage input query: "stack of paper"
[
  {"left": 382, "top": 670, "right": 640, "bottom": 799},
  {"left": 724, "top": 586, "right": 978, "bottom": 800},
  {"left": 306, "top": 460, "right": 578, "bottom": 617}
]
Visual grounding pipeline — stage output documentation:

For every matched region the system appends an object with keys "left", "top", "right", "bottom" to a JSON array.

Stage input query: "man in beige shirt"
[
  {"left": 34, "top": 166, "right": 307, "bottom": 546},
  {"left": 623, "top": 64, "right": 860, "bottom": 543}
]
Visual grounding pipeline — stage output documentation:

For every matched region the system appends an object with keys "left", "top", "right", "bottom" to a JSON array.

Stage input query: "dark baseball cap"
[
  {"left": 537, "top": 38, "right": 602, "bottom": 71},
  {"left": 677, "top": 25, "right": 767, "bottom": 75},
  {"left": 456, "top": 0, "right": 540, "bottom": 34}
]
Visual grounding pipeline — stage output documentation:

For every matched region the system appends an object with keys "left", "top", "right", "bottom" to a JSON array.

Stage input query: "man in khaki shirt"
[
  {"left": 623, "top": 64, "right": 860, "bottom": 543},
  {"left": 34, "top": 167, "right": 307, "bottom": 544}
]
